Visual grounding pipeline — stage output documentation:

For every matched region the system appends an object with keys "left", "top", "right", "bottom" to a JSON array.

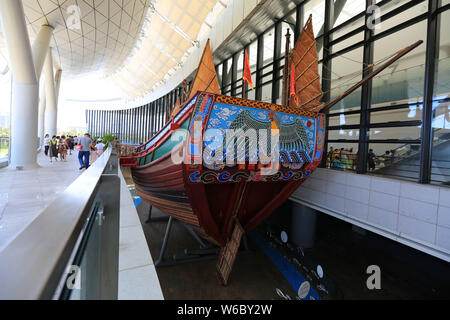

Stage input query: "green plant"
[{"left": 102, "top": 133, "right": 115, "bottom": 148}]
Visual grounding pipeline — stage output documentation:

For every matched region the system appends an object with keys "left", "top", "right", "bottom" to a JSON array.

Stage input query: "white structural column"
[
  {"left": 37, "top": 81, "right": 46, "bottom": 142},
  {"left": 32, "top": 25, "right": 53, "bottom": 80},
  {"left": 0, "top": 0, "right": 39, "bottom": 169},
  {"left": 32, "top": 25, "right": 53, "bottom": 144},
  {"left": 54, "top": 68, "right": 62, "bottom": 105},
  {"left": 44, "top": 49, "right": 57, "bottom": 137}
]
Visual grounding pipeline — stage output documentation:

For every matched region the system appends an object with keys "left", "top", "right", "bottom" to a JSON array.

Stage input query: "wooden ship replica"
[{"left": 119, "top": 16, "right": 422, "bottom": 285}]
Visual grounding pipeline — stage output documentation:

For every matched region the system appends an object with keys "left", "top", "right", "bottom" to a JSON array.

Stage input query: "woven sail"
[
  {"left": 289, "top": 15, "right": 323, "bottom": 112},
  {"left": 187, "top": 39, "right": 221, "bottom": 100}
]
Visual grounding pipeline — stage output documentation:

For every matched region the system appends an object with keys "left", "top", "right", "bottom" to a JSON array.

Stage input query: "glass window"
[
  {"left": 328, "top": 129, "right": 359, "bottom": 141},
  {"left": 261, "top": 83, "right": 272, "bottom": 103},
  {"left": 431, "top": 101, "right": 450, "bottom": 185},
  {"left": 248, "top": 41, "right": 258, "bottom": 71},
  {"left": 372, "top": 20, "right": 427, "bottom": 106},
  {"left": 332, "top": 0, "right": 366, "bottom": 29},
  {"left": 263, "top": 27, "right": 274, "bottom": 67},
  {"left": 368, "top": 142, "right": 421, "bottom": 182},
  {"left": 328, "top": 113, "right": 361, "bottom": 127},
  {"left": 374, "top": 1, "right": 428, "bottom": 35},
  {"left": 261, "top": 71, "right": 273, "bottom": 84},
  {"left": 434, "top": 9, "right": 450, "bottom": 98},
  {"left": 331, "top": 8, "right": 365, "bottom": 42},
  {"left": 370, "top": 104, "right": 423, "bottom": 124},
  {"left": 325, "top": 142, "right": 359, "bottom": 171},
  {"left": 216, "top": 64, "right": 223, "bottom": 88},
  {"left": 332, "top": 31, "right": 364, "bottom": 54},
  {"left": 368, "top": 126, "right": 421, "bottom": 141},
  {"left": 223, "top": 57, "right": 233, "bottom": 91},
  {"left": 367, "top": 19, "right": 426, "bottom": 182},
  {"left": 304, "top": 0, "right": 325, "bottom": 37},
  {"left": 236, "top": 51, "right": 244, "bottom": 82},
  {"left": 329, "top": 47, "right": 364, "bottom": 114},
  {"left": 431, "top": 9, "right": 450, "bottom": 185}
]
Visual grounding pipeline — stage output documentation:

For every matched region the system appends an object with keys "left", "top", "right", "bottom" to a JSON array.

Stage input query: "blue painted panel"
[{"left": 204, "top": 102, "right": 317, "bottom": 167}]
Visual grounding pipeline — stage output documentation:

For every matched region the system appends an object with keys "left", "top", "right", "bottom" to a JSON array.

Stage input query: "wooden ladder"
[{"left": 216, "top": 218, "right": 245, "bottom": 285}]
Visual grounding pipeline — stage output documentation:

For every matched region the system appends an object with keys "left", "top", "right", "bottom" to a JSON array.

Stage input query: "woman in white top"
[
  {"left": 95, "top": 139, "right": 106, "bottom": 158},
  {"left": 43, "top": 134, "right": 50, "bottom": 156}
]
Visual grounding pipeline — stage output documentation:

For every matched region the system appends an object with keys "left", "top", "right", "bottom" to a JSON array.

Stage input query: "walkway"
[{"left": 0, "top": 150, "right": 86, "bottom": 252}]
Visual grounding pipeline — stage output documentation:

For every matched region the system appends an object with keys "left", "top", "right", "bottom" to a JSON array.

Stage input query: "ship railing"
[{"left": 0, "top": 143, "right": 121, "bottom": 300}]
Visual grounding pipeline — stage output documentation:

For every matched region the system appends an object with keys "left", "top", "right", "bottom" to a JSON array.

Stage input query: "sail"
[
  {"left": 187, "top": 39, "right": 221, "bottom": 100},
  {"left": 290, "top": 15, "right": 323, "bottom": 112}
]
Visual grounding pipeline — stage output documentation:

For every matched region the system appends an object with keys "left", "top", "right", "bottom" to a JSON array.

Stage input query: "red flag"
[
  {"left": 243, "top": 50, "right": 254, "bottom": 90},
  {"left": 290, "top": 62, "right": 298, "bottom": 105}
]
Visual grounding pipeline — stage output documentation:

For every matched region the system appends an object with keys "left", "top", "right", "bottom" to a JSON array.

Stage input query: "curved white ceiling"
[
  {"left": 20, "top": 0, "right": 151, "bottom": 76},
  {"left": 107, "top": 0, "right": 224, "bottom": 99},
  {"left": 0, "top": 0, "right": 226, "bottom": 101}
]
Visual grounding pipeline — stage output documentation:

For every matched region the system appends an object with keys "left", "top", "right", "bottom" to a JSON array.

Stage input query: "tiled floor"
[{"left": 0, "top": 150, "right": 85, "bottom": 252}]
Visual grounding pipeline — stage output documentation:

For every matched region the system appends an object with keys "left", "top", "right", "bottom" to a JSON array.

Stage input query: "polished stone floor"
[{"left": 0, "top": 150, "right": 84, "bottom": 252}]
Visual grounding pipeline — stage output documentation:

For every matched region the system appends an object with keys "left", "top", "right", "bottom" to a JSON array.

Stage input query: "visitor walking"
[
  {"left": 49, "top": 136, "right": 58, "bottom": 163},
  {"left": 67, "top": 136, "right": 74, "bottom": 155},
  {"left": 78, "top": 133, "right": 92, "bottom": 170},
  {"left": 43, "top": 134, "right": 50, "bottom": 156},
  {"left": 95, "top": 139, "right": 106, "bottom": 158},
  {"left": 89, "top": 138, "right": 98, "bottom": 162},
  {"left": 59, "top": 136, "right": 69, "bottom": 162}
]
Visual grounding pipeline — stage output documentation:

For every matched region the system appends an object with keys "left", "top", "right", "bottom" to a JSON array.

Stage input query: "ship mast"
[{"left": 282, "top": 29, "right": 291, "bottom": 106}]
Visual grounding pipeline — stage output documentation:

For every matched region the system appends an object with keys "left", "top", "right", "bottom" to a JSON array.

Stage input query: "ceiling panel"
[{"left": 0, "top": 0, "right": 229, "bottom": 101}]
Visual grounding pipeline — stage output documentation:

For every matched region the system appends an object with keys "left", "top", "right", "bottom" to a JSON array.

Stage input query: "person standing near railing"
[{"left": 77, "top": 133, "right": 92, "bottom": 170}]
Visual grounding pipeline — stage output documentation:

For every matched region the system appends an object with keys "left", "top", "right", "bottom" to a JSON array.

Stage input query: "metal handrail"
[{"left": 0, "top": 144, "right": 120, "bottom": 300}]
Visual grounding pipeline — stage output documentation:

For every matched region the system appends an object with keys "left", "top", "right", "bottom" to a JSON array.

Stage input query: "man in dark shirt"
[{"left": 368, "top": 149, "right": 376, "bottom": 171}]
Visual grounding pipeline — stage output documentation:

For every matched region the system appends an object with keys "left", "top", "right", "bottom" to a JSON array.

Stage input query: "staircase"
[{"left": 373, "top": 133, "right": 450, "bottom": 185}]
